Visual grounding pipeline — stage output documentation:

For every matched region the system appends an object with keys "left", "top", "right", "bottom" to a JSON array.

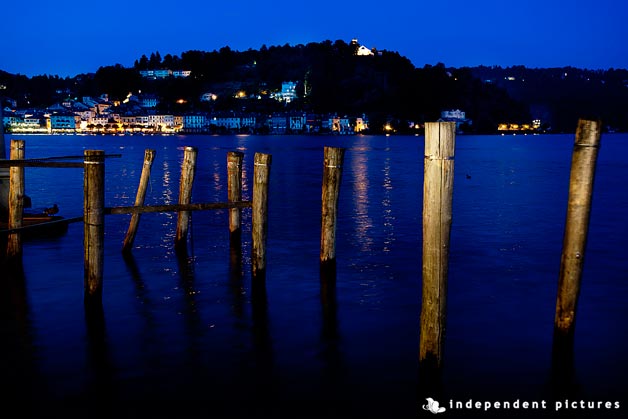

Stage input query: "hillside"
[{"left": 2, "top": 40, "right": 627, "bottom": 133}]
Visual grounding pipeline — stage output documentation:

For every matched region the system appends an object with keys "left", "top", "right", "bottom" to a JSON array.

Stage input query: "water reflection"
[
  {"left": 161, "top": 158, "right": 173, "bottom": 205},
  {"left": 251, "top": 281, "right": 275, "bottom": 408},
  {"left": 319, "top": 266, "right": 343, "bottom": 396},
  {"left": 228, "top": 230, "right": 245, "bottom": 319},
  {"left": 350, "top": 148, "right": 374, "bottom": 253},
  {"left": 122, "top": 251, "right": 157, "bottom": 324},
  {"left": 382, "top": 154, "right": 395, "bottom": 253},
  {"left": 550, "top": 331, "right": 582, "bottom": 401},
  {"left": 83, "top": 301, "right": 116, "bottom": 412},
  {"left": 0, "top": 266, "right": 39, "bottom": 407},
  {"left": 176, "top": 252, "right": 201, "bottom": 319}
]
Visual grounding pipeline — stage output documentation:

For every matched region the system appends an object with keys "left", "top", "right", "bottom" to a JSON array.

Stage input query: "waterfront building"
[
  {"left": 269, "top": 113, "right": 288, "bottom": 134},
  {"left": 329, "top": 115, "right": 352, "bottom": 134},
  {"left": 135, "top": 115, "right": 150, "bottom": 128},
  {"left": 49, "top": 114, "right": 78, "bottom": 131},
  {"left": 305, "top": 114, "right": 322, "bottom": 133},
  {"left": 240, "top": 114, "right": 256, "bottom": 132},
  {"left": 147, "top": 114, "right": 175, "bottom": 131},
  {"left": 289, "top": 113, "right": 306, "bottom": 132},
  {"left": 89, "top": 115, "right": 109, "bottom": 125},
  {"left": 2, "top": 112, "right": 20, "bottom": 127},
  {"left": 183, "top": 113, "right": 207, "bottom": 132},
  {"left": 209, "top": 112, "right": 241, "bottom": 131},
  {"left": 354, "top": 114, "right": 369, "bottom": 132}
]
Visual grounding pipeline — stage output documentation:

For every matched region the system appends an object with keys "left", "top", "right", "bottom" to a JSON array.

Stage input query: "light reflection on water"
[{"left": 1, "top": 133, "right": 627, "bottom": 417}]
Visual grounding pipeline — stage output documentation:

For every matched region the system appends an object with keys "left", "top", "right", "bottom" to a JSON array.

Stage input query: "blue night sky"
[{"left": 1, "top": 0, "right": 627, "bottom": 77}]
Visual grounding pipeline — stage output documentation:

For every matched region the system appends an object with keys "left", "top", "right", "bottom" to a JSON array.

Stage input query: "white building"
[
  {"left": 148, "top": 114, "right": 175, "bottom": 129},
  {"left": 440, "top": 109, "right": 466, "bottom": 120},
  {"left": 356, "top": 45, "right": 374, "bottom": 56},
  {"left": 139, "top": 69, "right": 172, "bottom": 79},
  {"left": 352, "top": 38, "right": 374, "bottom": 56},
  {"left": 172, "top": 70, "right": 191, "bottom": 78},
  {"left": 273, "top": 82, "right": 298, "bottom": 103},
  {"left": 439, "top": 109, "right": 471, "bottom": 132}
]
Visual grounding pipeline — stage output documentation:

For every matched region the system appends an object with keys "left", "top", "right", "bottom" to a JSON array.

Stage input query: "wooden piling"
[
  {"left": 84, "top": 150, "right": 105, "bottom": 304},
  {"left": 175, "top": 147, "right": 197, "bottom": 254},
  {"left": 122, "top": 149, "right": 155, "bottom": 253},
  {"left": 227, "top": 151, "right": 244, "bottom": 243},
  {"left": 6, "top": 140, "right": 25, "bottom": 264},
  {"left": 320, "top": 146, "right": 345, "bottom": 272},
  {"left": 554, "top": 119, "right": 602, "bottom": 338},
  {"left": 251, "top": 153, "right": 271, "bottom": 280},
  {"left": 419, "top": 121, "right": 456, "bottom": 368}
]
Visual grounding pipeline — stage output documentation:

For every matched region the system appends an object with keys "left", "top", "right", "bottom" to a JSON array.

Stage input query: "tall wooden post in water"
[
  {"left": 175, "top": 147, "right": 198, "bottom": 254},
  {"left": 122, "top": 149, "right": 155, "bottom": 253},
  {"left": 419, "top": 122, "right": 456, "bottom": 368},
  {"left": 320, "top": 146, "right": 345, "bottom": 272},
  {"left": 84, "top": 150, "right": 105, "bottom": 304},
  {"left": 554, "top": 119, "right": 602, "bottom": 338},
  {"left": 227, "top": 151, "right": 244, "bottom": 246},
  {"left": 6, "top": 140, "right": 25, "bottom": 265},
  {"left": 252, "top": 153, "right": 271, "bottom": 280}
]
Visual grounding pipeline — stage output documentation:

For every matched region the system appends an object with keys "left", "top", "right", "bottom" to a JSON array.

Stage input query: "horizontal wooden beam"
[
  {"left": 0, "top": 161, "right": 84, "bottom": 168},
  {"left": 105, "top": 201, "right": 252, "bottom": 215},
  {"left": 0, "top": 154, "right": 122, "bottom": 168}
]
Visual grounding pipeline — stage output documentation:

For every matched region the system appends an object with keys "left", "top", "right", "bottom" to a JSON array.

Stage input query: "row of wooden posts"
[
  {"left": 2, "top": 141, "right": 344, "bottom": 301},
  {"left": 2, "top": 118, "right": 601, "bottom": 371}
]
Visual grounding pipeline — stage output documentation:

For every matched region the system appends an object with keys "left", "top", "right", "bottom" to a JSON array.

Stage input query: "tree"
[
  {"left": 149, "top": 51, "right": 162, "bottom": 68},
  {"left": 135, "top": 55, "right": 149, "bottom": 70}
]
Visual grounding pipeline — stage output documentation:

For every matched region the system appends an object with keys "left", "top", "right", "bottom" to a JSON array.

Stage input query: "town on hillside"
[
  {"left": 2, "top": 39, "right": 627, "bottom": 135},
  {"left": 1, "top": 89, "right": 477, "bottom": 136}
]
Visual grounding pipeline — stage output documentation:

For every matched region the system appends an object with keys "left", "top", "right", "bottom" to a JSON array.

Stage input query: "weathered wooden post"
[
  {"left": 320, "top": 147, "right": 345, "bottom": 273},
  {"left": 6, "top": 140, "right": 25, "bottom": 265},
  {"left": 122, "top": 149, "right": 155, "bottom": 253},
  {"left": 175, "top": 147, "right": 197, "bottom": 254},
  {"left": 84, "top": 150, "right": 105, "bottom": 304},
  {"left": 252, "top": 153, "right": 271, "bottom": 280},
  {"left": 227, "top": 151, "right": 244, "bottom": 246},
  {"left": 554, "top": 119, "right": 602, "bottom": 338},
  {"left": 419, "top": 121, "right": 456, "bottom": 369}
]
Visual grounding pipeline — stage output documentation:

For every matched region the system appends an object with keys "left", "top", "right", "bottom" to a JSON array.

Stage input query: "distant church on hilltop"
[{"left": 351, "top": 39, "right": 375, "bottom": 56}]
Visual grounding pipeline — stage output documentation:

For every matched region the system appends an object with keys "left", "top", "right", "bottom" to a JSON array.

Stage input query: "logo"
[{"left": 423, "top": 398, "right": 446, "bottom": 414}]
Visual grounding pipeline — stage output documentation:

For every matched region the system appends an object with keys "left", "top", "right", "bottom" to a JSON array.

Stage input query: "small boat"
[{"left": 1, "top": 211, "right": 69, "bottom": 239}]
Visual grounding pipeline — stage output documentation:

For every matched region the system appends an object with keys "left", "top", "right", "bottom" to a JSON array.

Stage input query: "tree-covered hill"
[{"left": 2, "top": 39, "right": 627, "bottom": 133}]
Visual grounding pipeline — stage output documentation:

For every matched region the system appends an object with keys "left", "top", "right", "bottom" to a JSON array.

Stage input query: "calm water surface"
[{"left": 1, "top": 133, "right": 627, "bottom": 418}]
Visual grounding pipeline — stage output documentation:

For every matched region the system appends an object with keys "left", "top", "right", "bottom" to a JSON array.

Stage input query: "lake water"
[{"left": 1, "top": 133, "right": 627, "bottom": 418}]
